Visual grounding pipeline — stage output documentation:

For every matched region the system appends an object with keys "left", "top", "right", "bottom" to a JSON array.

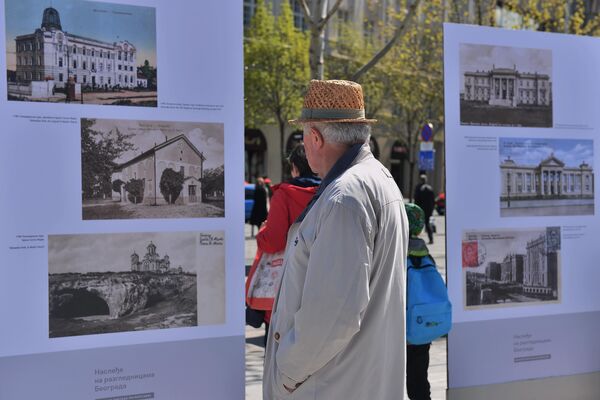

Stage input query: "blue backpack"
[{"left": 406, "top": 255, "right": 452, "bottom": 345}]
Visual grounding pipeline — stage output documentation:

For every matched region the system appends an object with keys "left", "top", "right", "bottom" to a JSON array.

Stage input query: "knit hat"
[{"left": 405, "top": 203, "right": 425, "bottom": 237}]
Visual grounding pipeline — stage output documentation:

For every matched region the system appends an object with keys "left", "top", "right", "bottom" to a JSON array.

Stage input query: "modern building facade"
[
  {"left": 463, "top": 66, "right": 551, "bottom": 107},
  {"left": 500, "top": 154, "right": 594, "bottom": 200},
  {"left": 112, "top": 135, "right": 206, "bottom": 205},
  {"left": 15, "top": 7, "right": 137, "bottom": 88}
]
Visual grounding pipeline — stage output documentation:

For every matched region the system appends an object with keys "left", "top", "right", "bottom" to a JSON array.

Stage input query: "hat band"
[{"left": 301, "top": 108, "right": 365, "bottom": 120}]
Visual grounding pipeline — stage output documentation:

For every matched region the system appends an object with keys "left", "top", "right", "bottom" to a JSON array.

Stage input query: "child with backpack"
[{"left": 404, "top": 203, "right": 452, "bottom": 400}]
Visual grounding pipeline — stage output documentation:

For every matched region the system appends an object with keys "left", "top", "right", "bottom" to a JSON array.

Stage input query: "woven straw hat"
[{"left": 289, "top": 79, "right": 377, "bottom": 124}]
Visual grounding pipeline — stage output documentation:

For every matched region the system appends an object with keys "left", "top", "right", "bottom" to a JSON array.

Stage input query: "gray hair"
[{"left": 306, "top": 122, "right": 371, "bottom": 145}]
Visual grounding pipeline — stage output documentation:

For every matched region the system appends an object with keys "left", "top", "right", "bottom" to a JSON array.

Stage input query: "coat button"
[{"left": 274, "top": 332, "right": 280, "bottom": 341}]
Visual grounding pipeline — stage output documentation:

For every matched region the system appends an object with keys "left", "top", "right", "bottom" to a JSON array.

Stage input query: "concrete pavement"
[{"left": 244, "top": 215, "right": 448, "bottom": 399}]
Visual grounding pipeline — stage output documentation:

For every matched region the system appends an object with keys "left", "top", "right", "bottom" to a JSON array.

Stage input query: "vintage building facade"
[
  {"left": 500, "top": 154, "right": 594, "bottom": 200},
  {"left": 131, "top": 241, "right": 170, "bottom": 272},
  {"left": 112, "top": 135, "right": 205, "bottom": 205},
  {"left": 15, "top": 7, "right": 137, "bottom": 88},
  {"left": 463, "top": 66, "right": 551, "bottom": 107},
  {"left": 524, "top": 233, "right": 559, "bottom": 296}
]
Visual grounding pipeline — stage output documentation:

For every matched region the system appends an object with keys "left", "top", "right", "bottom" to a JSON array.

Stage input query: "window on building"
[
  {"left": 91, "top": 62, "right": 95, "bottom": 70},
  {"left": 118, "top": 65, "right": 122, "bottom": 70},
  {"left": 59, "top": 73, "right": 63, "bottom": 82},
  {"left": 73, "top": 46, "right": 76, "bottom": 54},
  {"left": 74, "top": 74, "right": 77, "bottom": 82},
  {"left": 83, "top": 75, "right": 87, "bottom": 83},
  {"left": 118, "top": 51, "right": 122, "bottom": 60},
  {"left": 243, "top": 0, "right": 257, "bottom": 27},
  {"left": 73, "top": 60, "right": 77, "bottom": 68},
  {"left": 83, "top": 61, "right": 86, "bottom": 70},
  {"left": 100, "top": 76, "right": 103, "bottom": 84},
  {"left": 108, "top": 77, "right": 111, "bottom": 85},
  {"left": 17, "top": 56, "right": 20, "bottom": 66},
  {"left": 30, "top": 56, "right": 34, "bottom": 65},
  {"left": 58, "top": 57, "right": 63, "bottom": 67},
  {"left": 586, "top": 175, "right": 590, "bottom": 191},
  {"left": 291, "top": 0, "right": 308, "bottom": 30}
]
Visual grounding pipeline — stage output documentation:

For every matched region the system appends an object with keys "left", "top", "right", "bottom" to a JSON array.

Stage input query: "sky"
[
  {"left": 459, "top": 43, "right": 552, "bottom": 89},
  {"left": 87, "top": 118, "right": 225, "bottom": 170},
  {"left": 463, "top": 228, "right": 553, "bottom": 273},
  {"left": 5, "top": 0, "right": 156, "bottom": 70},
  {"left": 499, "top": 137, "right": 593, "bottom": 169},
  {"left": 48, "top": 231, "right": 225, "bottom": 274}
]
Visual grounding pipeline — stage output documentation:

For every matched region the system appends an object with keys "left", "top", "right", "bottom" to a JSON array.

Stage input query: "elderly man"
[{"left": 263, "top": 80, "right": 409, "bottom": 399}]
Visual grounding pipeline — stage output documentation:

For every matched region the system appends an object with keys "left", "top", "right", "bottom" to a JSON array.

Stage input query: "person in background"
[
  {"left": 405, "top": 203, "right": 433, "bottom": 400},
  {"left": 414, "top": 174, "right": 435, "bottom": 244},
  {"left": 250, "top": 177, "right": 269, "bottom": 237},
  {"left": 252, "top": 144, "right": 320, "bottom": 342},
  {"left": 263, "top": 79, "right": 408, "bottom": 399},
  {"left": 262, "top": 176, "right": 273, "bottom": 199}
]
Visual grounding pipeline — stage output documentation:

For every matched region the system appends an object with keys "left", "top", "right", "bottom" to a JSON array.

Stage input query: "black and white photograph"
[
  {"left": 5, "top": 0, "right": 157, "bottom": 106},
  {"left": 460, "top": 43, "right": 552, "bottom": 127},
  {"left": 500, "top": 137, "right": 594, "bottom": 217},
  {"left": 48, "top": 231, "right": 225, "bottom": 338},
  {"left": 463, "top": 227, "right": 561, "bottom": 309},
  {"left": 82, "top": 118, "right": 225, "bottom": 220}
]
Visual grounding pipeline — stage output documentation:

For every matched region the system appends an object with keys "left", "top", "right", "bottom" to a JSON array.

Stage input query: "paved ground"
[{"left": 244, "top": 215, "right": 448, "bottom": 399}]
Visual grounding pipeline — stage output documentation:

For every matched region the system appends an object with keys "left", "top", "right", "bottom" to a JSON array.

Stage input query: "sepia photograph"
[
  {"left": 460, "top": 43, "right": 552, "bottom": 127},
  {"left": 500, "top": 137, "right": 594, "bottom": 217},
  {"left": 463, "top": 227, "right": 561, "bottom": 309},
  {"left": 48, "top": 231, "right": 225, "bottom": 338},
  {"left": 81, "top": 118, "right": 224, "bottom": 220},
  {"left": 5, "top": 0, "right": 157, "bottom": 106}
]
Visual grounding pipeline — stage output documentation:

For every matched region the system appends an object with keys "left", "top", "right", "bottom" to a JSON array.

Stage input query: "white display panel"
[
  {"left": 444, "top": 23, "right": 600, "bottom": 396},
  {"left": 0, "top": 0, "right": 244, "bottom": 398}
]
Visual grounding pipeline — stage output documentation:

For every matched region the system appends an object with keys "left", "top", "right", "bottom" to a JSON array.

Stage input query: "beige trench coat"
[{"left": 263, "top": 146, "right": 408, "bottom": 399}]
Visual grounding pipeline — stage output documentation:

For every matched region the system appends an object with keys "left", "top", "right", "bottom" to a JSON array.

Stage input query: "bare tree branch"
[
  {"left": 318, "top": 0, "right": 344, "bottom": 29},
  {"left": 299, "top": 0, "right": 311, "bottom": 20},
  {"left": 351, "top": 0, "right": 422, "bottom": 82}
]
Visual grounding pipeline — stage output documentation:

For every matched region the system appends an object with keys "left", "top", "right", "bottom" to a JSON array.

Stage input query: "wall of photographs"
[
  {"left": 444, "top": 23, "right": 600, "bottom": 398},
  {"left": 0, "top": 0, "right": 245, "bottom": 398}
]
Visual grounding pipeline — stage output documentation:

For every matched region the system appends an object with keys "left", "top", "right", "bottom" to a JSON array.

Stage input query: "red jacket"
[
  {"left": 256, "top": 181, "right": 318, "bottom": 253},
  {"left": 246, "top": 178, "right": 319, "bottom": 320}
]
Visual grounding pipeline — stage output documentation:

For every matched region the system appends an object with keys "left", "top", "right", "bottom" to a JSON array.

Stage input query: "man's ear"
[{"left": 310, "top": 127, "right": 324, "bottom": 149}]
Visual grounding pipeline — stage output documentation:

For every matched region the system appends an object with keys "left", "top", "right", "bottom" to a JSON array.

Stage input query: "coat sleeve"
[
  {"left": 275, "top": 198, "right": 373, "bottom": 384},
  {"left": 256, "top": 190, "right": 291, "bottom": 253}
]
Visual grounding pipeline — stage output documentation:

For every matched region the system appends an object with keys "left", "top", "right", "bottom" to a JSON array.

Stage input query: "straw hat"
[{"left": 289, "top": 79, "right": 377, "bottom": 124}]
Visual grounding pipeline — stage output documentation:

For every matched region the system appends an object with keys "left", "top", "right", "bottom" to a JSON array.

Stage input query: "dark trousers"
[
  {"left": 424, "top": 212, "right": 434, "bottom": 244},
  {"left": 407, "top": 343, "right": 431, "bottom": 400}
]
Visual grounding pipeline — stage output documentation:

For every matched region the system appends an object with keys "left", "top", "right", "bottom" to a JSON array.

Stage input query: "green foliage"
[
  {"left": 159, "top": 168, "right": 184, "bottom": 204},
  {"left": 125, "top": 178, "right": 145, "bottom": 204},
  {"left": 202, "top": 165, "right": 225, "bottom": 200},
  {"left": 112, "top": 179, "right": 124, "bottom": 194},
  {"left": 138, "top": 59, "right": 157, "bottom": 89},
  {"left": 81, "top": 119, "right": 135, "bottom": 199},
  {"left": 244, "top": 0, "right": 310, "bottom": 130}
]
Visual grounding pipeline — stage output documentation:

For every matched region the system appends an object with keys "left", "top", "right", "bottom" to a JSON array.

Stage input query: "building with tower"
[
  {"left": 131, "top": 241, "right": 171, "bottom": 273},
  {"left": 14, "top": 7, "right": 137, "bottom": 89}
]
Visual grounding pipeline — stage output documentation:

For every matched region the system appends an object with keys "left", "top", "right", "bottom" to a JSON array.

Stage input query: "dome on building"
[{"left": 41, "top": 7, "right": 62, "bottom": 31}]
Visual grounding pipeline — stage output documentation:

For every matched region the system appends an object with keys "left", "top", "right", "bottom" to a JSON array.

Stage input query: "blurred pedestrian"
[
  {"left": 250, "top": 177, "right": 268, "bottom": 237},
  {"left": 405, "top": 203, "right": 432, "bottom": 400},
  {"left": 263, "top": 79, "right": 408, "bottom": 399},
  {"left": 414, "top": 174, "right": 435, "bottom": 244},
  {"left": 245, "top": 144, "right": 320, "bottom": 345}
]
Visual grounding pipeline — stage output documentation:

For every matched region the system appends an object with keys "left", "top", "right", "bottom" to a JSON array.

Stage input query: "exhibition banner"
[
  {"left": 0, "top": 0, "right": 245, "bottom": 399},
  {"left": 444, "top": 23, "right": 600, "bottom": 398}
]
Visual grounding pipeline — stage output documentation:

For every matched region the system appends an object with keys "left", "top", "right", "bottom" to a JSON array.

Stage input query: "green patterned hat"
[{"left": 405, "top": 203, "right": 425, "bottom": 237}]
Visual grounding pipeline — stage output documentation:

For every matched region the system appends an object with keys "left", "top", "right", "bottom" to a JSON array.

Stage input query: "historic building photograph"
[
  {"left": 5, "top": 0, "right": 157, "bottom": 106},
  {"left": 48, "top": 231, "right": 226, "bottom": 337},
  {"left": 499, "top": 137, "right": 594, "bottom": 217},
  {"left": 463, "top": 227, "right": 561, "bottom": 309},
  {"left": 460, "top": 43, "right": 552, "bottom": 127},
  {"left": 81, "top": 118, "right": 225, "bottom": 220}
]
